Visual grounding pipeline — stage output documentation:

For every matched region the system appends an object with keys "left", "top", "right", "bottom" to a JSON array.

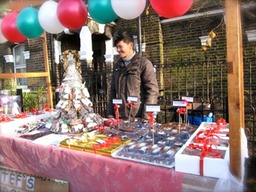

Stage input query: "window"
[{"left": 13, "top": 44, "right": 27, "bottom": 88}]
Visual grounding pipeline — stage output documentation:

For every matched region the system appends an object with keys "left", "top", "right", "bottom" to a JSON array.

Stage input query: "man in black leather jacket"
[{"left": 107, "top": 30, "right": 159, "bottom": 120}]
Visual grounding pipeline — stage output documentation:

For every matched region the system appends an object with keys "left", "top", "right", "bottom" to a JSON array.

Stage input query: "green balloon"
[
  {"left": 16, "top": 6, "right": 44, "bottom": 38},
  {"left": 88, "top": 0, "right": 118, "bottom": 24}
]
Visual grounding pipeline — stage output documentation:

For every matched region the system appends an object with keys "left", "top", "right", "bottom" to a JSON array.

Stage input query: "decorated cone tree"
[{"left": 49, "top": 50, "right": 103, "bottom": 133}]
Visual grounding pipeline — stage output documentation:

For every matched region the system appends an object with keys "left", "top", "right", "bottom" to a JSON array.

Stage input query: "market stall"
[
  {"left": 0, "top": 134, "right": 185, "bottom": 192},
  {"left": 0, "top": 0, "right": 249, "bottom": 191}
]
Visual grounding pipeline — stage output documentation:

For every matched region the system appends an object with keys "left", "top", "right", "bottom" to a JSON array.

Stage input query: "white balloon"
[
  {"left": 38, "top": 0, "right": 65, "bottom": 34},
  {"left": 111, "top": 0, "right": 146, "bottom": 20},
  {"left": 0, "top": 19, "right": 7, "bottom": 43}
]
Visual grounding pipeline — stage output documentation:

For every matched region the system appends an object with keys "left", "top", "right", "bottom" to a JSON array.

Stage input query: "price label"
[
  {"left": 145, "top": 104, "right": 161, "bottom": 112},
  {"left": 112, "top": 98, "right": 122, "bottom": 104},
  {"left": 127, "top": 96, "right": 138, "bottom": 103},
  {"left": 181, "top": 96, "right": 194, "bottom": 102},
  {"left": 173, "top": 100, "right": 187, "bottom": 107}
]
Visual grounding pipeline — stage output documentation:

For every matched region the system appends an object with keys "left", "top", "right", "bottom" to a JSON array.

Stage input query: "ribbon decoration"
[
  {"left": 204, "top": 118, "right": 227, "bottom": 134},
  {"left": 0, "top": 115, "right": 11, "bottom": 122},
  {"left": 216, "top": 118, "right": 227, "bottom": 128},
  {"left": 104, "top": 118, "right": 118, "bottom": 127},
  {"left": 30, "top": 108, "right": 42, "bottom": 115},
  {"left": 148, "top": 112, "right": 156, "bottom": 127},
  {"left": 93, "top": 136, "right": 121, "bottom": 153},
  {"left": 13, "top": 112, "right": 27, "bottom": 118},
  {"left": 199, "top": 138, "right": 222, "bottom": 176},
  {"left": 193, "top": 127, "right": 220, "bottom": 144},
  {"left": 125, "top": 102, "right": 135, "bottom": 108},
  {"left": 188, "top": 137, "right": 222, "bottom": 176},
  {"left": 43, "top": 104, "right": 51, "bottom": 112},
  {"left": 176, "top": 107, "right": 187, "bottom": 115},
  {"left": 114, "top": 103, "right": 120, "bottom": 120},
  {"left": 96, "top": 125, "right": 104, "bottom": 132}
]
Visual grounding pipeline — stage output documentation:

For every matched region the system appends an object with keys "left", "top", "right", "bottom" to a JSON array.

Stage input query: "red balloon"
[
  {"left": 150, "top": 0, "right": 193, "bottom": 18},
  {"left": 1, "top": 11, "right": 26, "bottom": 43},
  {"left": 57, "top": 0, "right": 88, "bottom": 30}
]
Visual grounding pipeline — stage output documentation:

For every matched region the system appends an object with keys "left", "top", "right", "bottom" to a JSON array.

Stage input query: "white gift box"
[{"left": 175, "top": 122, "right": 230, "bottom": 179}]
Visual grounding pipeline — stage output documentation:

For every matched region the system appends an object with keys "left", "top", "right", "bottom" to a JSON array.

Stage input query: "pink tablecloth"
[{"left": 0, "top": 135, "right": 184, "bottom": 192}]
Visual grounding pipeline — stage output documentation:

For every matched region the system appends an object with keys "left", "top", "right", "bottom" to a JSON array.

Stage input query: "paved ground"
[{"left": 244, "top": 157, "right": 256, "bottom": 192}]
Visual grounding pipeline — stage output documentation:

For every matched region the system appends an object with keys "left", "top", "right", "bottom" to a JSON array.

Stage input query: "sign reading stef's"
[{"left": 0, "top": 166, "right": 69, "bottom": 192}]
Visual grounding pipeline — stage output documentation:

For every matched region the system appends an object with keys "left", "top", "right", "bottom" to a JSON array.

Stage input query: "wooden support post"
[
  {"left": 42, "top": 33, "right": 53, "bottom": 109},
  {"left": 225, "top": 0, "right": 244, "bottom": 180}
]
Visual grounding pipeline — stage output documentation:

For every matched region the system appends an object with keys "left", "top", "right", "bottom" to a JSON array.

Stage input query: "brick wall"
[{"left": 0, "top": 1, "right": 255, "bottom": 102}]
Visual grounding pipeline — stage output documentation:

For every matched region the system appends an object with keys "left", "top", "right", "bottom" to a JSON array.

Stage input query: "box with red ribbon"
[
  {"left": 59, "top": 131, "right": 131, "bottom": 156},
  {"left": 175, "top": 121, "right": 230, "bottom": 179}
]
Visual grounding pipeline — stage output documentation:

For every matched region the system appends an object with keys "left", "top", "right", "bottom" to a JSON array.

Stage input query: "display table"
[
  {"left": 1, "top": 117, "right": 243, "bottom": 192},
  {"left": 0, "top": 112, "right": 52, "bottom": 137},
  {"left": 0, "top": 135, "right": 185, "bottom": 192}
]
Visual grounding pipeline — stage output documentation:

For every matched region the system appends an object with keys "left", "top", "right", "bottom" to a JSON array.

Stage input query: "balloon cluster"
[{"left": 0, "top": 0, "right": 193, "bottom": 43}]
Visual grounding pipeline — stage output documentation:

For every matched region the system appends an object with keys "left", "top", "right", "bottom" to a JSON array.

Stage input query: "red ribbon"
[
  {"left": 43, "top": 104, "right": 51, "bottom": 112},
  {"left": 199, "top": 138, "right": 222, "bottom": 176},
  {"left": 96, "top": 125, "right": 104, "bottom": 132},
  {"left": 216, "top": 118, "right": 227, "bottom": 129},
  {"left": 148, "top": 112, "right": 156, "bottom": 127},
  {"left": 125, "top": 102, "right": 135, "bottom": 108},
  {"left": 176, "top": 107, "right": 187, "bottom": 114},
  {"left": 114, "top": 104, "right": 120, "bottom": 120},
  {"left": 30, "top": 108, "right": 41, "bottom": 115},
  {"left": 92, "top": 136, "right": 121, "bottom": 153},
  {"left": 194, "top": 129, "right": 220, "bottom": 144},
  {"left": 189, "top": 136, "right": 222, "bottom": 176},
  {"left": 0, "top": 115, "right": 11, "bottom": 122},
  {"left": 13, "top": 112, "right": 27, "bottom": 119}
]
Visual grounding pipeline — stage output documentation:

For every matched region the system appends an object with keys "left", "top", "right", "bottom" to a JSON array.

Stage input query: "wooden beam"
[
  {"left": 5, "top": 0, "right": 45, "bottom": 11},
  {"left": 0, "top": 72, "right": 48, "bottom": 79},
  {"left": 225, "top": 0, "right": 244, "bottom": 180},
  {"left": 41, "top": 33, "right": 53, "bottom": 109}
]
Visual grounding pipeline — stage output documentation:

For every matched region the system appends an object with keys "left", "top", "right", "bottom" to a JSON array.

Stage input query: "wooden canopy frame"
[
  {"left": 225, "top": 0, "right": 244, "bottom": 180},
  {"left": 0, "top": 33, "right": 53, "bottom": 109}
]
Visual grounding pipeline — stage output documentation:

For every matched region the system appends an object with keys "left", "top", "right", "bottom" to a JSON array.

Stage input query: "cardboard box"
[{"left": 175, "top": 122, "right": 230, "bottom": 179}]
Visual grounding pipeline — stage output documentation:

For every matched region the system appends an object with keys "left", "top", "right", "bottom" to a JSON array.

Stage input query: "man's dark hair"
[{"left": 113, "top": 30, "right": 134, "bottom": 46}]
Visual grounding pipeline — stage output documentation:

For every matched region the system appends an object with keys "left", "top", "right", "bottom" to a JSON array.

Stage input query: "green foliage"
[{"left": 22, "top": 85, "right": 46, "bottom": 111}]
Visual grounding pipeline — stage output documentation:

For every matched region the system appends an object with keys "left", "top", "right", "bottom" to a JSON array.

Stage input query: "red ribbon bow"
[
  {"left": 177, "top": 107, "right": 187, "bottom": 114},
  {"left": 44, "top": 104, "right": 51, "bottom": 112},
  {"left": 30, "top": 108, "right": 42, "bottom": 115},
  {"left": 216, "top": 118, "right": 227, "bottom": 128},
  {"left": 96, "top": 125, "right": 104, "bottom": 132},
  {"left": 189, "top": 133, "right": 222, "bottom": 176},
  {"left": 148, "top": 112, "right": 156, "bottom": 127},
  {"left": 14, "top": 112, "right": 27, "bottom": 119},
  {"left": 114, "top": 104, "right": 120, "bottom": 120},
  {"left": 0, "top": 115, "right": 11, "bottom": 122},
  {"left": 125, "top": 102, "right": 135, "bottom": 108},
  {"left": 93, "top": 136, "right": 120, "bottom": 153}
]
